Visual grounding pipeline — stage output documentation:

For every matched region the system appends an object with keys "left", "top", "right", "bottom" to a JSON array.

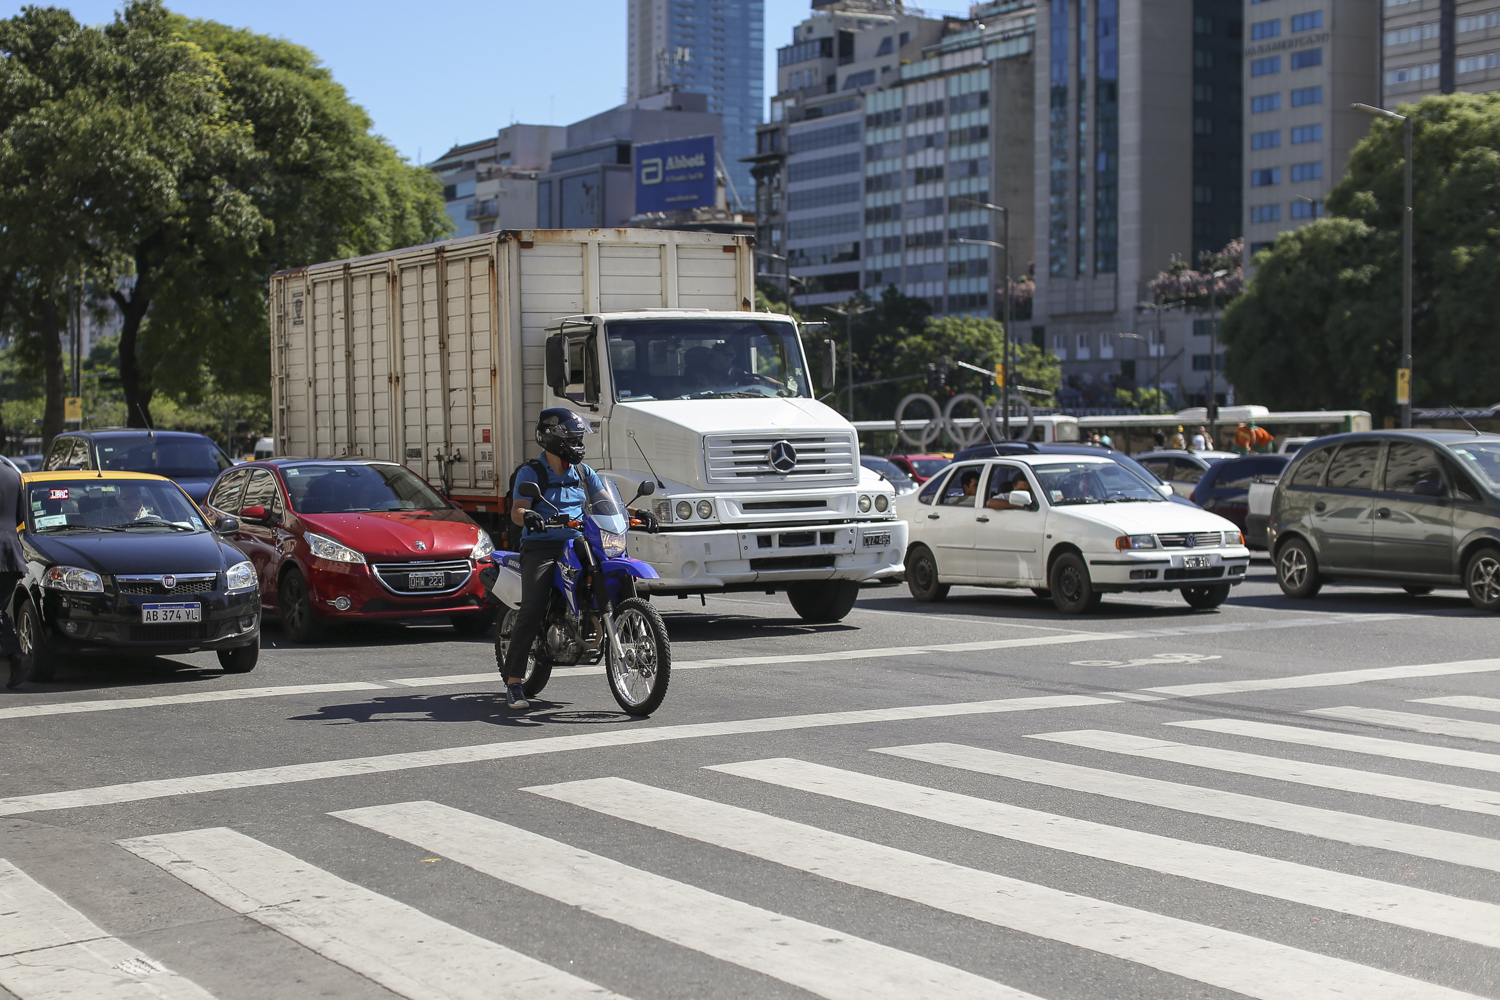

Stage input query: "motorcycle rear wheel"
[
  {"left": 606, "top": 598, "right": 671, "bottom": 716},
  {"left": 497, "top": 607, "right": 553, "bottom": 697}
]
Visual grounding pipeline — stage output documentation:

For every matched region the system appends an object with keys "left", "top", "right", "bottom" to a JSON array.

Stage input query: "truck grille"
[
  {"left": 371, "top": 560, "right": 472, "bottom": 595},
  {"left": 1157, "top": 532, "right": 1226, "bottom": 549},
  {"left": 704, "top": 433, "right": 856, "bottom": 483}
]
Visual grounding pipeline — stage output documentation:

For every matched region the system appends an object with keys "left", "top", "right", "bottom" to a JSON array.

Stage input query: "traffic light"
[{"left": 925, "top": 363, "right": 942, "bottom": 393}]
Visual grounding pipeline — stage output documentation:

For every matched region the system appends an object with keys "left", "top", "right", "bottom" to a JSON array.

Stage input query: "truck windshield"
[{"left": 605, "top": 320, "right": 810, "bottom": 402}]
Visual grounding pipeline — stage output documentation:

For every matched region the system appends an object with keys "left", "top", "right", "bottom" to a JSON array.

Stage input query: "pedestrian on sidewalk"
[{"left": 0, "top": 460, "right": 26, "bottom": 688}]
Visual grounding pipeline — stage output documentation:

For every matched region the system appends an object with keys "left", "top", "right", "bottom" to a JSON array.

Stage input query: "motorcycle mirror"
[
  {"left": 517, "top": 480, "right": 542, "bottom": 500},
  {"left": 633, "top": 480, "right": 656, "bottom": 499}
]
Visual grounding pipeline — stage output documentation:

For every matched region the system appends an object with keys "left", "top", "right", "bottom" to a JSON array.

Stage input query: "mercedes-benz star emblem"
[
  {"left": 768, "top": 440, "right": 798, "bottom": 473},
  {"left": 162, "top": 574, "right": 176, "bottom": 589}
]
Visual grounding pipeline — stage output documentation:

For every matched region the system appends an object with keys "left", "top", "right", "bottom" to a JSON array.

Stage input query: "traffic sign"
[
  {"left": 64, "top": 397, "right": 82, "bottom": 421},
  {"left": 1395, "top": 367, "right": 1411, "bottom": 405}
]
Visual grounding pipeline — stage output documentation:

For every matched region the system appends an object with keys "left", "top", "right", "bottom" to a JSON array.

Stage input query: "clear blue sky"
[{"left": 15, "top": 0, "right": 836, "bottom": 165}]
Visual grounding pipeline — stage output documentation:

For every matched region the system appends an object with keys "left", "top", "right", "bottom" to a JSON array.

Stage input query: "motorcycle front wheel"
[
  {"left": 497, "top": 607, "right": 553, "bottom": 697},
  {"left": 606, "top": 597, "right": 671, "bottom": 716}
]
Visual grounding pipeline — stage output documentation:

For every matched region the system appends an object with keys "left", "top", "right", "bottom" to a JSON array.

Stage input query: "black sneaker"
[{"left": 506, "top": 681, "right": 529, "bottom": 710}]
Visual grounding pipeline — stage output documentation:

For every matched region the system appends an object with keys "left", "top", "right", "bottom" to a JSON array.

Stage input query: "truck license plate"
[
  {"left": 862, "top": 531, "right": 891, "bottom": 548},
  {"left": 141, "top": 603, "right": 201, "bottom": 624},
  {"left": 1182, "top": 555, "right": 1211, "bottom": 570},
  {"left": 408, "top": 572, "right": 445, "bottom": 589}
]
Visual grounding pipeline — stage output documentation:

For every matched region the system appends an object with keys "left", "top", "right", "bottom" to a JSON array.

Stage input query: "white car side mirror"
[
  {"left": 1007, "top": 491, "right": 1033, "bottom": 508},
  {"left": 1156, "top": 484, "right": 1174, "bottom": 498}
]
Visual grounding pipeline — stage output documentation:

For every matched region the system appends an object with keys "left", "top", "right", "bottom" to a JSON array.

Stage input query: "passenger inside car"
[
  {"left": 943, "top": 468, "right": 981, "bottom": 506},
  {"left": 985, "top": 468, "right": 1032, "bottom": 510}
]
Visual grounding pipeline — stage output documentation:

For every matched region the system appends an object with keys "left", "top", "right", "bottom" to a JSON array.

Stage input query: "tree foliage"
[{"left": 1222, "top": 93, "right": 1500, "bottom": 417}]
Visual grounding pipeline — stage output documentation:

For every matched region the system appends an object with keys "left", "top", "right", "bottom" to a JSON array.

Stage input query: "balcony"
[{"left": 464, "top": 199, "right": 498, "bottom": 221}]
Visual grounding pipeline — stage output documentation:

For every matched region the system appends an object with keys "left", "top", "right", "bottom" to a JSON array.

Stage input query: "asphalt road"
[{"left": 2, "top": 559, "right": 1498, "bottom": 1000}]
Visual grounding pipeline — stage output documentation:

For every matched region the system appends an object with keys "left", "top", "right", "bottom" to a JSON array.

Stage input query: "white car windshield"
[
  {"left": 605, "top": 319, "right": 810, "bottom": 401},
  {"left": 1033, "top": 462, "right": 1164, "bottom": 505}
]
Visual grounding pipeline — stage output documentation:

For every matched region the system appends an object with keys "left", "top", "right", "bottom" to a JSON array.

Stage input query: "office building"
[
  {"left": 627, "top": 0, "right": 763, "bottom": 206},
  {"left": 1383, "top": 0, "right": 1500, "bottom": 102},
  {"left": 428, "top": 124, "right": 567, "bottom": 237},
  {"left": 1030, "top": 0, "right": 1252, "bottom": 409},
  {"left": 1241, "top": 1, "right": 1377, "bottom": 258}
]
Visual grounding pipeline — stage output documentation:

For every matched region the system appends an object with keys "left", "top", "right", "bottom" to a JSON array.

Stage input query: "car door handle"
[
  {"left": 976, "top": 516, "right": 990, "bottom": 523},
  {"left": 1375, "top": 507, "right": 1391, "bottom": 519},
  {"left": 927, "top": 513, "right": 940, "bottom": 520},
  {"left": 1314, "top": 501, "right": 1327, "bottom": 512}
]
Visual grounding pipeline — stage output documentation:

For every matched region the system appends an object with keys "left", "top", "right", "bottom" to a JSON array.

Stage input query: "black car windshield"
[
  {"left": 283, "top": 463, "right": 447, "bottom": 513},
  {"left": 97, "top": 438, "right": 232, "bottom": 478},
  {"left": 1448, "top": 443, "right": 1500, "bottom": 491},
  {"left": 605, "top": 320, "right": 810, "bottom": 401},
  {"left": 27, "top": 480, "right": 205, "bottom": 532},
  {"left": 1032, "top": 461, "right": 1164, "bottom": 505}
]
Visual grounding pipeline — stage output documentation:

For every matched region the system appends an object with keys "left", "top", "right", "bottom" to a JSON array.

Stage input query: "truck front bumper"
[{"left": 629, "top": 521, "right": 908, "bottom": 592}]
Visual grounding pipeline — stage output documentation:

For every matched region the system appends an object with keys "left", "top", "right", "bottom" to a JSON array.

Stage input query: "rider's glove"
[
  {"left": 522, "top": 508, "right": 545, "bottom": 532},
  {"left": 630, "top": 507, "right": 660, "bottom": 534}
]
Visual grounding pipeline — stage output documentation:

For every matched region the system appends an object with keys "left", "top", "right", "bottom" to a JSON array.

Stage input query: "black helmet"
[{"left": 536, "top": 407, "right": 593, "bottom": 464}]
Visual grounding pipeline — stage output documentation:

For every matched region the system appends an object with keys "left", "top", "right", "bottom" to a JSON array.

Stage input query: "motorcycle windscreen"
[{"left": 586, "top": 477, "right": 630, "bottom": 534}]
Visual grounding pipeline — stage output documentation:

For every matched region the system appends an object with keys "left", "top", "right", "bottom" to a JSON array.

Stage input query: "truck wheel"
[
  {"left": 16, "top": 599, "right": 58, "bottom": 683},
  {"left": 1276, "top": 538, "right": 1322, "bottom": 599},
  {"left": 787, "top": 580, "right": 860, "bottom": 623},
  {"left": 1464, "top": 546, "right": 1500, "bottom": 612},
  {"left": 1182, "top": 584, "right": 1231, "bottom": 610},
  {"left": 1049, "top": 553, "right": 1102, "bottom": 614},
  {"left": 277, "top": 569, "right": 325, "bottom": 643},
  {"left": 905, "top": 546, "right": 949, "bottom": 602}
]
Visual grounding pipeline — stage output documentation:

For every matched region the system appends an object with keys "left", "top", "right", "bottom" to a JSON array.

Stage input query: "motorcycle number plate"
[
  {"left": 141, "top": 603, "right": 201, "bottom": 623},
  {"left": 862, "top": 531, "right": 891, "bottom": 548},
  {"left": 1182, "top": 555, "right": 1211, "bottom": 570},
  {"left": 408, "top": 572, "right": 446, "bottom": 589}
]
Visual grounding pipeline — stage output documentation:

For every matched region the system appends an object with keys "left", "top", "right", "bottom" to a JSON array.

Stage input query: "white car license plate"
[
  {"left": 408, "top": 572, "right": 446, "bottom": 589},
  {"left": 141, "top": 603, "right": 201, "bottom": 624},
  {"left": 863, "top": 531, "right": 891, "bottom": 548},
  {"left": 1182, "top": 555, "right": 1212, "bottom": 570}
]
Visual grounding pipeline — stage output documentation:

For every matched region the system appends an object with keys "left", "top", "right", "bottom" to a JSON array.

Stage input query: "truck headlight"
[
  {"left": 676, "top": 501, "right": 694, "bottom": 521},
  {"left": 874, "top": 494, "right": 889, "bottom": 512},
  {"left": 1115, "top": 534, "right": 1158, "bottom": 550},
  {"left": 470, "top": 529, "right": 494, "bottom": 560},
  {"left": 600, "top": 529, "right": 628, "bottom": 558},
  {"left": 43, "top": 566, "right": 103, "bottom": 593},
  {"left": 858, "top": 494, "right": 872, "bottom": 513},
  {"left": 306, "top": 531, "right": 366, "bottom": 564},
  {"left": 696, "top": 500, "right": 714, "bottom": 519},
  {"left": 225, "top": 560, "right": 257, "bottom": 593}
]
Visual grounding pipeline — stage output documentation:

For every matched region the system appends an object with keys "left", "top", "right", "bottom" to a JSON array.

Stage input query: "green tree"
[{"left": 1222, "top": 93, "right": 1500, "bottom": 417}]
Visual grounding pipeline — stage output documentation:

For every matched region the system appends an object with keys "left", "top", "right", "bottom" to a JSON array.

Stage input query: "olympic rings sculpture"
[{"left": 893, "top": 392, "right": 1036, "bottom": 449}]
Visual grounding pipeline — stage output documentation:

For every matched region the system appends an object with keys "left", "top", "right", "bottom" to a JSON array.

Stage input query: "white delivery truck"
[{"left": 268, "top": 228, "right": 906, "bottom": 622}]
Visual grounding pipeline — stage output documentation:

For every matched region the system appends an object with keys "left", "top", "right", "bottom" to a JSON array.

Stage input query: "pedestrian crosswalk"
[{"left": 2, "top": 701, "right": 1499, "bottom": 1000}]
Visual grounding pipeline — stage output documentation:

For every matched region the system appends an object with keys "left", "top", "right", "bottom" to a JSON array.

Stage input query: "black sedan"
[{"left": 14, "top": 472, "right": 261, "bottom": 679}]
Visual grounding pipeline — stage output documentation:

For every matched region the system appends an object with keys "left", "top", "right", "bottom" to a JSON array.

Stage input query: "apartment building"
[
  {"left": 428, "top": 125, "right": 567, "bottom": 237},
  {"left": 1382, "top": 0, "right": 1500, "bottom": 101},
  {"left": 1241, "top": 1, "right": 1377, "bottom": 257}
]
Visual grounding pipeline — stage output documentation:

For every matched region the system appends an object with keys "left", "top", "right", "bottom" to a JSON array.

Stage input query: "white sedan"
[{"left": 896, "top": 454, "right": 1250, "bottom": 613}]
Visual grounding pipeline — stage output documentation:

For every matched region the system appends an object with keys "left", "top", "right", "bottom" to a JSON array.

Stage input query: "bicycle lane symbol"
[{"left": 1069, "top": 653, "right": 1224, "bottom": 669}]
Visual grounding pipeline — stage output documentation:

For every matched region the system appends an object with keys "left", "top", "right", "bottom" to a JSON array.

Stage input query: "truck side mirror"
[
  {"left": 545, "top": 335, "right": 568, "bottom": 396},
  {"left": 821, "top": 339, "right": 837, "bottom": 389},
  {"left": 517, "top": 480, "right": 542, "bottom": 500}
]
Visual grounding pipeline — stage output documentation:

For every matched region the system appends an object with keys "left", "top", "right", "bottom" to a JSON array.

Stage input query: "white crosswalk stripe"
[
  {"left": 707, "top": 756, "right": 1500, "bottom": 949},
  {"left": 1167, "top": 718, "right": 1500, "bottom": 773},
  {"left": 335, "top": 800, "right": 1042, "bottom": 1000},
  {"left": 529, "top": 776, "right": 1484, "bottom": 1000},
  {"left": 878, "top": 741, "right": 1500, "bottom": 872},
  {"left": 1413, "top": 695, "right": 1500, "bottom": 714},
  {"left": 1034, "top": 729, "right": 1500, "bottom": 815},
  {"left": 1308, "top": 706, "right": 1500, "bottom": 743},
  {"left": 0, "top": 859, "right": 216, "bottom": 1000},
  {"left": 118, "top": 828, "right": 626, "bottom": 1000}
]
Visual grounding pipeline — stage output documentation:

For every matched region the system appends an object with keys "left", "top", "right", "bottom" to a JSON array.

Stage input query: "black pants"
[
  {"left": 0, "top": 572, "right": 21, "bottom": 655},
  {"left": 500, "top": 543, "right": 563, "bottom": 680}
]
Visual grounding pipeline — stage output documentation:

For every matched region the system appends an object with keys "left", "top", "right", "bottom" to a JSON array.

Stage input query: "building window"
[
  {"left": 1390, "top": 24, "right": 1441, "bottom": 44},
  {"left": 1250, "top": 240, "right": 1274, "bottom": 255},
  {"left": 1385, "top": 63, "right": 1441, "bottom": 84},
  {"left": 1192, "top": 353, "right": 1227, "bottom": 371},
  {"left": 1457, "top": 53, "right": 1500, "bottom": 73},
  {"left": 1251, "top": 19, "right": 1282, "bottom": 40},
  {"left": 1193, "top": 319, "right": 1217, "bottom": 337},
  {"left": 1195, "top": 83, "right": 1214, "bottom": 102},
  {"left": 1251, "top": 93, "right": 1281, "bottom": 113},
  {"left": 1194, "top": 185, "right": 1214, "bottom": 203},
  {"left": 1251, "top": 167, "right": 1281, "bottom": 186},
  {"left": 1458, "top": 13, "right": 1500, "bottom": 32},
  {"left": 1195, "top": 15, "right": 1214, "bottom": 34},
  {"left": 1291, "top": 11, "right": 1323, "bottom": 31},
  {"left": 1194, "top": 117, "right": 1214, "bottom": 134},
  {"left": 1290, "top": 199, "right": 1324, "bottom": 218},
  {"left": 1194, "top": 49, "right": 1215, "bottom": 68},
  {"left": 1290, "top": 161, "right": 1322, "bottom": 181},
  {"left": 1251, "top": 56, "right": 1281, "bottom": 76},
  {"left": 1251, "top": 129, "right": 1282, "bottom": 149},
  {"left": 1291, "top": 86, "right": 1323, "bottom": 106},
  {"left": 1290, "top": 48, "right": 1322, "bottom": 69},
  {"left": 1250, "top": 204, "right": 1282, "bottom": 223},
  {"left": 1290, "top": 123, "right": 1322, "bottom": 143}
]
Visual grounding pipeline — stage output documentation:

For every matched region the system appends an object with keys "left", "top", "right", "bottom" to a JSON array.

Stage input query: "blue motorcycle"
[{"left": 493, "top": 476, "right": 671, "bottom": 715}]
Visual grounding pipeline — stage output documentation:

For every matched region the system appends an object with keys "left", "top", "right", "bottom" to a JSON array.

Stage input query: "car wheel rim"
[
  {"left": 1280, "top": 548, "right": 1306, "bottom": 590},
  {"left": 609, "top": 609, "right": 657, "bottom": 706},
  {"left": 913, "top": 555, "right": 935, "bottom": 591},
  {"left": 17, "top": 609, "right": 33, "bottom": 655},
  {"left": 1471, "top": 555, "right": 1500, "bottom": 604},
  {"left": 285, "top": 579, "right": 306, "bottom": 630},
  {"left": 1059, "top": 567, "right": 1083, "bottom": 604}
]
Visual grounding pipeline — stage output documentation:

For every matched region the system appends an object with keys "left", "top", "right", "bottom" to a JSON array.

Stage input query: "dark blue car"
[
  {"left": 1191, "top": 454, "right": 1291, "bottom": 533},
  {"left": 40, "top": 430, "right": 235, "bottom": 504}
]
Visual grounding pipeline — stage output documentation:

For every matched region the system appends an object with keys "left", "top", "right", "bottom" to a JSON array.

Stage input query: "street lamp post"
[
  {"left": 958, "top": 199, "right": 1013, "bottom": 439},
  {"left": 1353, "top": 102, "right": 1413, "bottom": 428},
  {"left": 824, "top": 300, "right": 873, "bottom": 418},
  {"left": 1209, "top": 268, "right": 1229, "bottom": 444},
  {"left": 1134, "top": 299, "right": 1171, "bottom": 413}
]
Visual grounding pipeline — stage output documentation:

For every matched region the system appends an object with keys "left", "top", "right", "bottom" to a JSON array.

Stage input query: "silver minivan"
[{"left": 1269, "top": 430, "right": 1500, "bottom": 610}]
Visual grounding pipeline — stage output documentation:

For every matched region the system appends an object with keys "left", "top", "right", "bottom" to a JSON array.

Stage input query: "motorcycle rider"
[{"left": 500, "top": 408, "right": 657, "bottom": 710}]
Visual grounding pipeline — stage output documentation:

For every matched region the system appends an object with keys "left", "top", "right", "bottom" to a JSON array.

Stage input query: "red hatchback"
[
  {"left": 203, "top": 459, "right": 496, "bottom": 642},
  {"left": 884, "top": 454, "right": 951, "bottom": 484}
]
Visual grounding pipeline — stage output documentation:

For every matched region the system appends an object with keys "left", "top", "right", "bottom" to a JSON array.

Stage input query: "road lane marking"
[
  {"left": 119, "top": 828, "right": 625, "bottom": 1000},
  {"left": 1126, "top": 656, "right": 1500, "bottom": 700},
  {"left": 709, "top": 757, "right": 1500, "bottom": 949},
  {"left": 1411, "top": 695, "right": 1500, "bottom": 714},
  {"left": 336, "top": 800, "right": 1040, "bottom": 1000},
  {"left": 0, "top": 858, "right": 216, "bottom": 1000},
  {"left": 0, "top": 682, "right": 388, "bottom": 721},
  {"left": 1167, "top": 718, "right": 1500, "bottom": 773},
  {"left": 1306, "top": 706, "right": 1500, "bottom": 744},
  {"left": 0, "top": 695, "right": 1108, "bottom": 818},
  {"left": 1035, "top": 730, "right": 1500, "bottom": 816},
  {"left": 530, "top": 777, "right": 1480, "bottom": 1000},
  {"left": 879, "top": 743, "right": 1500, "bottom": 873}
]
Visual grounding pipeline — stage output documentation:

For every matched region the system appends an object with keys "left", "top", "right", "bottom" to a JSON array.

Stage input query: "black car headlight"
[{"left": 43, "top": 566, "right": 103, "bottom": 593}]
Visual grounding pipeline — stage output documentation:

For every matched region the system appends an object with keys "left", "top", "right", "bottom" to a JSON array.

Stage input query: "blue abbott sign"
[{"left": 634, "top": 135, "right": 717, "bottom": 214}]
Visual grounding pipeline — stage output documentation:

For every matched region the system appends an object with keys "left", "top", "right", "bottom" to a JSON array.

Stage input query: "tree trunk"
[
  {"left": 36, "top": 287, "right": 65, "bottom": 455},
  {"left": 112, "top": 280, "right": 152, "bottom": 429}
]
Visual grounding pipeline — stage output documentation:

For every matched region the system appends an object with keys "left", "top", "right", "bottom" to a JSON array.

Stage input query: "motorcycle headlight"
[
  {"left": 43, "top": 566, "right": 103, "bottom": 593},
  {"left": 1115, "top": 534, "right": 1158, "bottom": 550},
  {"left": 306, "top": 531, "right": 366, "bottom": 564},
  {"left": 600, "top": 528, "right": 628, "bottom": 558},
  {"left": 225, "top": 560, "right": 257, "bottom": 593},
  {"left": 470, "top": 529, "right": 495, "bottom": 560}
]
